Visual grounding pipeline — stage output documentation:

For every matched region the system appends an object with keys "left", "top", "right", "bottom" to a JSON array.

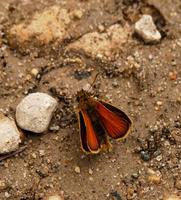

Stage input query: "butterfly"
[{"left": 76, "top": 86, "right": 132, "bottom": 154}]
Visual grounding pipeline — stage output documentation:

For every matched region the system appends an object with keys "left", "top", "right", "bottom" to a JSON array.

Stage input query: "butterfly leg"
[{"left": 101, "top": 136, "right": 112, "bottom": 152}]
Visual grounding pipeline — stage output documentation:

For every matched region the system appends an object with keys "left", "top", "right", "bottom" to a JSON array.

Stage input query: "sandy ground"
[{"left": 0, "top": 0, "right": 181, "bottom": 199}]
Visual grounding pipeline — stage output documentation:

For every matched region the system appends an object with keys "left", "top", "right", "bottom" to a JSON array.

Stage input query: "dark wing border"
[
  {"left": 78, "top": 111, "right": 91, "bottom": 153},
  {"left": 99, "top": 101, "right": 132, "bottom": 139}
]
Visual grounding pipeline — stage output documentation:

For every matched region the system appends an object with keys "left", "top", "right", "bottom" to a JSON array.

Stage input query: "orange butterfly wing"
[
  {"left": 78, "top": 110, "right": 100, "bottom": 153},
  {"left": 95, "top": 101, "right": 131, "bottom": 139}
]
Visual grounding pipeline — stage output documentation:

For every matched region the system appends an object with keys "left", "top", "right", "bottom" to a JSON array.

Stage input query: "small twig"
[{"left": 0, "top": 145, "right": 27, "bottom": 162}]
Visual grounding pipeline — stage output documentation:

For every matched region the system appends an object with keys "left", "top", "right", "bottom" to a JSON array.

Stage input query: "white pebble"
[
  {"left": 0, "top": 114, "right": 23, "bottom": 154},
  {"left": 16, "top": 92, "right": 57, "bottom": 133},
  {"left": 135, "top": 15, "right": 161, "bottom": 43}
]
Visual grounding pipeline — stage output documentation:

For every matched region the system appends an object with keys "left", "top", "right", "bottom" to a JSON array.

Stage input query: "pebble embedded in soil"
[
  {"left": 39, "top": 149, "right": 45, "bottom": 157},
  {"left": 112, "top": 80, "right": 119, "bottom": 88},
  {"left": 156, "top": 101, "right": 163, "bottom": 106},
  {"left": 131, "top": 172, "right": 139, "bottom": 179},
  {"left": 31, "top": 68, "right": 39, "bottom": 77},
  {"left": 49, "top": 125, "right": 60, "bottom": 131},
  {"left": 72, "top": 9, "right": 83, "bottom": 19},
  {"left": 16, "top": 92, "right": 58, "bottom": 133},
  {"left": 31, "top": 152, "right": 36, "bottom": 159},
  {"left": 135, "top": 15, "right": 161, "bottom": 43},
  {"left": 98, "top": 24, "right": 105, "bottom": 32},
  {"left": 74, "top": 166, "right": 81, "bottom": 174},
  {"left": 45, "top": 194, "right": 64, "bottom": 200},
  {"left": 0, "top": 114, "right": 23, "bottom": 154},
  {"left": 88, "top": 168, "right": 93, "bottom": 175},
  {"left": 169, "top": 71, "right": 177, "bottom": 80}
]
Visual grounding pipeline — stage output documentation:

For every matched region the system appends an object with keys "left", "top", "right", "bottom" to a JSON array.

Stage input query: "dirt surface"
[{"left": 0, "top": 0, "right": 181, "bottom": 199}]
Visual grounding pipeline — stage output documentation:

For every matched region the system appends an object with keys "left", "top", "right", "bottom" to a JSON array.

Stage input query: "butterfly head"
[
  {"left": 76, "top": 89, "right": 94, "bottom": 109},
  {"left": 76, "top": 89, "right": 88, "bottom": 102}
]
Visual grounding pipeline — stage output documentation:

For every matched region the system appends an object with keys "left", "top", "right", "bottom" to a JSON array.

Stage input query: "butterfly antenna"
[{"left": 88, "top": 72, "right": 100, "bottom": 92}]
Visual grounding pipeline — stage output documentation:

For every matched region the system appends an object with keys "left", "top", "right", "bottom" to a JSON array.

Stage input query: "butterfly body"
[
  {"left": 76, "top": 89, "right": 132, "bottom": 154},
  {"left": 76, "top": 89, "right": 95, "bottom": 110}
]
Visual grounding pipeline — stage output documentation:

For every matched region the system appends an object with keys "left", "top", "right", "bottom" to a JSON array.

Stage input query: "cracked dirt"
[{"left": 0, "top": 0, "right": 181, "bottom": 200}]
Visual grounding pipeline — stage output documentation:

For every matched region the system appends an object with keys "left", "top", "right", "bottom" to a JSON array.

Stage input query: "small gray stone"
[
  {"left": 135, "top": 15, "right": 161, "bottom": 43},
  {"left": 0, "top": 114, "right": 22, "bottom": 154},
  {"left": 16, "top": 92, "right": 57, "bottom": 133},
  {"left": 140, "top": 150, "right": 150, "bottom": 161}
]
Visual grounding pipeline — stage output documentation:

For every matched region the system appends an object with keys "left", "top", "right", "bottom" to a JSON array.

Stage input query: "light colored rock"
[
  {"left": 31, "top": 68, "right": 39, "bottom": 77},
  {"left": 45, "top": 194, "right": 64, "bottom": 200},
  {"left": 4, "top": 192, "right": 11, "bottom": 198},
  {"left": 71, "top": 9, "right": 83, "bottom": 19},
  {"left": 9, "top": 6, "right": 71, "bottom": 44},
  {"left": 88, "top": 168, "right": 93, "bottom": 175},
  {"left": 16, "top": 92, "right": 57, "bottom": 133},
  {"left": 135, "top": 15, "right": 161, "bottom": 43},
  {"left": 0, "top": 114, "right": 22, "bottom": 154},
  {"left": 67, "top": 24, "right": 131, "bottom": 58},
  {"left": 74, "top": 166, "right": 81, "bottom": 174}
]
